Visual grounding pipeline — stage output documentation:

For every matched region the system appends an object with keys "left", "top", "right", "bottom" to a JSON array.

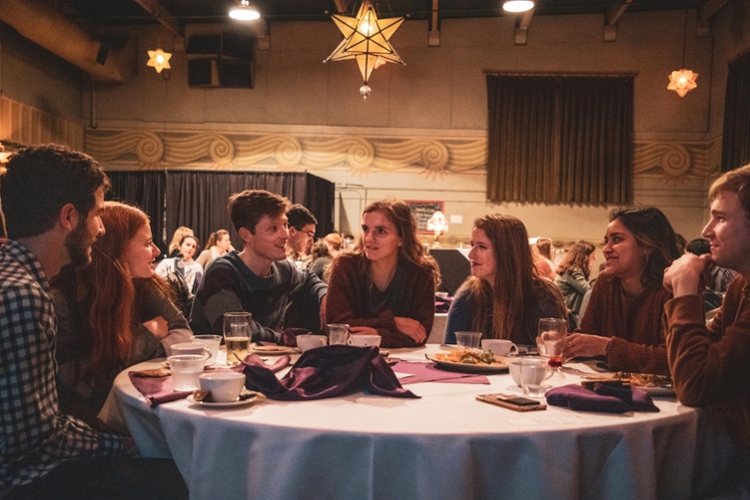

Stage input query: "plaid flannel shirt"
[{"left": 0, "top": 241, "right": 125, "bottom": 495}]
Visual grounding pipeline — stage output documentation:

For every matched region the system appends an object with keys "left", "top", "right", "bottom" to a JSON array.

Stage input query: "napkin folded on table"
[
  {"left": 129, "top": 356, "right": 291, "bottom": 406},
  {"left": 239, "top": 345, "right": 419, "bottom": 401},
  {"left": 545, "top": 383, "right": 659, "bottom": 414}
]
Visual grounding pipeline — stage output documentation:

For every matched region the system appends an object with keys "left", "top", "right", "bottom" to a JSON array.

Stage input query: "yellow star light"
[
  {"left": 147, "top": 48, "right": 172, "bottom": 74},
  {"left": 324, "top": 0, "right": 405, "bottom": 98},
  {"left": 667, "top": 69, "right": 698, "bottom": 97}
]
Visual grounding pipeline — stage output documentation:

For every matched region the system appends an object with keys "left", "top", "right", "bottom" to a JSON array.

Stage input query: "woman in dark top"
[
  {"left": 554, "top": 240, "right": 596, "bottom": 326},
  {"left": 326, "top": 198, "right": 440, "bottom": 348},
  {"left": 51, "top": 202, "right": 192, "bottom": 427},
  {"left": 445, "top": 214, "right": 565, "bottom": 346},
  {"left": 564, "top": 207, "right": 680, "bottom": 374}
]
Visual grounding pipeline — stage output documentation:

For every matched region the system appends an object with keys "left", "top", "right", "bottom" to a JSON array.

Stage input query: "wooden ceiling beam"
[{"left": 133, "top": 0, "right": 183, "bottom": 41}]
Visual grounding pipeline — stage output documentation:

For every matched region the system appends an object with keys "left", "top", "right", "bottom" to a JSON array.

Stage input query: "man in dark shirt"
[
  {"left": 285, "top": 203, "right": 317, "bottom": 264},
  {"left": 0, "top": 145, "right": 187, "bottom": 499},
  {"left": 191, "top": 190, "right": 327, "bottom": 341}
]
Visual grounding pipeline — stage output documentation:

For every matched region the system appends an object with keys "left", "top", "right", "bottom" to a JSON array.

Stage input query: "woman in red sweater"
[
  {"left": 326, "top": 199, "right": 440, "bottom": 347},
  {"left": 564, "top": 207, "right": 681, "bottom": 374}
]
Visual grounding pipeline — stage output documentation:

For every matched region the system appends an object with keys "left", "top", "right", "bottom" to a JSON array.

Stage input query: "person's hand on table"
[
  {"left": 564, "top": 333, "right": 610, "bottom": 359},
  {"left": 349, "top": 326, "right": 379, "bottom": 336},
  {"left": 663, "top": 253, "right": 712, "bottom": 298},
  {"left": 143, "top": 316, "right": 169, "bottom": 339},
  {"left": 394, "top": 317, "right": 427, "bottom": 344}
]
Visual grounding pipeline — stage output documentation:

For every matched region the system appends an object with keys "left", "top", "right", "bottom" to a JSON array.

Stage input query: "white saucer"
[{"left": 186, "top": 393, "right": 264, "bottom": 408}]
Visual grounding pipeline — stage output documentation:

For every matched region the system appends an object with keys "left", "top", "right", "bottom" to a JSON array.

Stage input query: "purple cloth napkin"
[
  {"left": 546, "top": 383, "right": 659, "bottom": 414},
  {"left": 241, "top": 345, "right": 419, "bottom": 401},
  {"left": 435, "top": 295, "right": 452, "bottom": 313},
  {"left": 391, "top": 360, "right": 490, "bottom": 385},
  {"left": 128, "top": 373, "right": 193, "bottom": 406}
]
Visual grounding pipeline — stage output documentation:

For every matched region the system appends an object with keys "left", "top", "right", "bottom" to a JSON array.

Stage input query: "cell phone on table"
[{"left": 476, "top": 393, "right": 547, "bottom": 412}]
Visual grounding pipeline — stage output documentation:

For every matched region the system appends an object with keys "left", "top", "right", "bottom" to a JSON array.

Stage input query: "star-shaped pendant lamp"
[
  {"left": 324, "top": 0, "right": 405, "bottom": 100},
  {"left": 667, "top": 4, "right": 697, "bottom": 98},
  {"left": 147, "top": 48, "right": 172, "bottom": 74}
]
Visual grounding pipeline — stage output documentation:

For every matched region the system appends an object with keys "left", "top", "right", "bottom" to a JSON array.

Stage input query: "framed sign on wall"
[{"left": 405, "top": 200, "right": 444, "bottom": 234}]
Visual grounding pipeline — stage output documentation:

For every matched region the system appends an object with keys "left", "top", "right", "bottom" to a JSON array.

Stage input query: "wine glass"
[{"left": 537, "top": 317, "right": 567, "bottom": 378}]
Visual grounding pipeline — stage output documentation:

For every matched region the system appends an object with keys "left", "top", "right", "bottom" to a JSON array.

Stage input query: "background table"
[{"left": 100, "top": 346, "right": 734, "bottom": 500}]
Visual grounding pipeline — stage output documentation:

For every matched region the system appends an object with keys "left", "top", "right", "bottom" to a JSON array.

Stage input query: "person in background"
[
  {"left": 554, "top": 240, "right": 596, "bottom": 328},
  {"left": 167, "top": 226, "right": 194, "bottom": 258},
  {"left": 674, "top": 233, "right": 687, "bottom": 255},
  {"left": 0, "top": 145, "right": 186, "bottom": 499},
  {"left": 285, "top": 204, "right": 317, "bottom": 266},
  {"left": 156, "top": 234, "right": 204, "bottom": 293},
  {"left": 664, "top": 164, "right": 750, "bottom": 462},
  {"left": 325, "top": 232, "right": 343, "bottom": 259},
  {"left": 564, "top": 207, "right": 680, "bottom": 374},
  {"left": 190, "top": 190, "right": 327, "bottom": 341},
  {"left": 196, "top": 229, "right": 232, "bottom": 269},
  {"left": 445, "top": 214, "right": 565, "bottom": 346},
  {"left": 309, "top": 238, "right": 333, "bottom": 282},
  {"left": 52, "top": 202, "right": 193, "bottom": 428},
  {"left": 684, "top": 237, "right": 736, "bottom": 311},
  {"left": 327, "top": 198, "right": 440, "bottom": 348},
  {"left": 532, "top": 237, "right": 558, "bottom": 280}
]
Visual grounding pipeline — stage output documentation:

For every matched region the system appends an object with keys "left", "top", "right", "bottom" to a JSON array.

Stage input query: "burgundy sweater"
[
  {"left": 326, "top": 253, "right": 435, "bottom": 348},
  {"left": 579, "top": 272, "right": 672, "bottom": 374}
]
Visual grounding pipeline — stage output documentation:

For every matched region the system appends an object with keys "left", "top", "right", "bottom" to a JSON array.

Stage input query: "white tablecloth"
[{"left": 100, "top": 346, "right": 734, "bottom": 500}]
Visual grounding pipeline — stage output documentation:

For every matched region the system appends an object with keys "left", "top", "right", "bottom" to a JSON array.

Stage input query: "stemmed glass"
[{"left": 537, "top": 317, "right": 567, "bottom": 379}]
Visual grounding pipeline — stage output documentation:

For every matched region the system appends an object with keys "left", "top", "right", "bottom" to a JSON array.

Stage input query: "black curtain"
[
  {"left": 486, "top": 74, "right": 633, "bottom": 204},
  {"left": 722, "top": 49, "right": 750, "bottom": 172},
  {"left": 105, "top": 171, "right": 166, "bottom": 248}
]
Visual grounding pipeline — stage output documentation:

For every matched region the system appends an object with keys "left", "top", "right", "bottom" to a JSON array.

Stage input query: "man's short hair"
[
  {"left": 228, "top": 190, "right": 289, "bottom": 234},
  {"left": 709, "top": 163, "right": 750, "bottom": 219},
  {"left": 286, "top": 204, "right": 317, "bottom": 230},
  {"left": 686, "top": 238, "right": 710, "bottom": 256},
  {"left": 0, "top": 144, "right": 109, "bottom": 239}
]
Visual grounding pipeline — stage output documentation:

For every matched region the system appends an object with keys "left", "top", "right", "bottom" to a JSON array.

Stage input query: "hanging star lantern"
[
  {"left": 324, "top": 0, "right": 405, "bottom": 100},
  {"left": 667, "top": 69, "right": 698, "bottom": 97},
  {"left": 147, "top": 48, "right": 172, "bottom": 74}
]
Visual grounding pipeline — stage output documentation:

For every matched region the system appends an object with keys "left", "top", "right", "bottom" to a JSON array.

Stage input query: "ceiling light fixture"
[
  {"left": 502, "top": 1, "right": 534, "bottom": 13},
  {"left": 229, "top": 0, "right": 260, "bottom": 21},
  {"left": 324, "top": 0, "right": 405, "bottom": 100},
  {"left": 146, "top": 48, "right": 171, "bottom": 73},
  {"left": 667, "top": 4, "right": 698, "bottom": 97}
]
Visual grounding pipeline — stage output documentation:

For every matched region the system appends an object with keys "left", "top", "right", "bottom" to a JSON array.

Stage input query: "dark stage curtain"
[
  {"left": 105, "top": 171, "right": 166, "bottom": 248},
  {"left": 722, "top": 49, "right": 750, "bottom": 172},
  {"left": 486, "top": 74, "right": 633, "bottom": 204}
]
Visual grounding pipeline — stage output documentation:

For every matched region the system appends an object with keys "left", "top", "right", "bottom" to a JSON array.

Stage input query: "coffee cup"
[
  {"left": 191, "top": 335, "right": 222, "bottom": 365},
  {"left": 171, "top": 341, "right": 210, "bottom": 361},
  {"left": 481, "top": 339, "right": 518, "bottom": 357},
  {"left": 347, "top": 334, "right": 382, "bottom": 347},
  {"left": 297, "top": 334, "right": 327, "bottom": 352},
  {"left": 198, "top": 372, "right": 246, "bottom": 403}
]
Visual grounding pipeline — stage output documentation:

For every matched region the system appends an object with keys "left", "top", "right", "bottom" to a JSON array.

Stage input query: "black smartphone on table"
[{"left": 476, "top": 393, "right": 547, "bottom": 412}]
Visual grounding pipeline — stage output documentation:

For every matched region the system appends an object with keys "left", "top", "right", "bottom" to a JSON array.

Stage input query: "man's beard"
[{"left": 65, "top": 219, "right": 94, "bottom": 267}]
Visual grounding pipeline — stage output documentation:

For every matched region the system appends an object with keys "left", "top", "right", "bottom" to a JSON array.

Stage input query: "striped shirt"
[{"left": 0, "top": 240, "right": 125, "bottom": 495}]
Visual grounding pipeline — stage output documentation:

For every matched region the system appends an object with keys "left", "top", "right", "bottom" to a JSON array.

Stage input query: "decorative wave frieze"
[{"left": 85, "top": 127, "right": 721, "bottom": 179}]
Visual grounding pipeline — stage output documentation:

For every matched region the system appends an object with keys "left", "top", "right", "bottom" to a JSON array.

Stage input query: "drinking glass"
[
  {"left": 537, "top": 317, "right": 567, "bottom": 377},
  {"left": 327, "top": 323, "right": 350, "bottom": 345},
  {"left": 223, "top": 312, "right": 252, "bottom": 366},
  {"left": 455, "top": 331, "right": 482, "bottom": 349},
  {"left": 168, "top": 355, "right": 206, "bottom": 391}
]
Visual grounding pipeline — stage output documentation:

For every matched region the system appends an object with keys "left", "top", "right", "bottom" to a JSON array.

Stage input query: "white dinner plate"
[
  {"left": 426, "top": 355, "right": 508, "bottom": 374},
  {"left": 635, "top": 385, "right": 675, "bottom": 397},
  {"left": 186, "top": 392, "right": 265, "bottom": 408},
  {"left": 251, "top": 346, "right": 300, "bottom": 355}
]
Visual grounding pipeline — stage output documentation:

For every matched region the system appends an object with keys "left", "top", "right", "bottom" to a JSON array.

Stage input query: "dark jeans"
[{"left": 6, "top": 458, "right": 188, "bottom": 500}]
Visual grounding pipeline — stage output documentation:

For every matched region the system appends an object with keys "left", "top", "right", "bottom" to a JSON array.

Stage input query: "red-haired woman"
[
  {"left": 326, "top": 199, "right": 440, "bottom": 348},
  {"left": 51, "top": 202, "right": 192, "bottom": 427}
]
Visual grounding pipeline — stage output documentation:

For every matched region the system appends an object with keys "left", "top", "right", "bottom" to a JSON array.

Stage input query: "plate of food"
[
  {"left": 582, "top": 372, "right": 675, "bottom": 396},
  {"left": 426, "top": 348, "right": 508, "bottom": 374},
  {"left": 186, "top": 391, "right": 265, "bottom": 408},
  {"left": 250, "top": 345, "right": 300, "bottom": 355}
]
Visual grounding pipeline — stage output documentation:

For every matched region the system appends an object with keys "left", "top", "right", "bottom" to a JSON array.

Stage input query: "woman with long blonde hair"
[
  {"left": 196, "top": 229, "right": 232, "bottom": 269},
  {"left": 445, "top": 214, "right": 565, "bottom": 346},
  {"left": 326, "top": 198, "right": 440, "bottom": 347},
  {"left": 51, "top": 202, "right": 192, "bottom": 427}
]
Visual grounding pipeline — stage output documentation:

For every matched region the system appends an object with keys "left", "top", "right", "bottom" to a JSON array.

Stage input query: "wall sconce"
[
  {"left": 503, "top": 1, "right": 534, "bottom": 13},
  {"left": 229, "top": 0, "right": 260, "bottom": 21},
  {"left": 147, "top": 48, "right": 172, "bottom": 73}
]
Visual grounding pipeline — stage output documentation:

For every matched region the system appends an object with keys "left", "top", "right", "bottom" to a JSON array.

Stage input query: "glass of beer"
[
  {"left": 223, "top": 312, "right": 252, "bottom": 366},
  {"left": 537, "top": 317, "right": 567, "bottom": 376}
]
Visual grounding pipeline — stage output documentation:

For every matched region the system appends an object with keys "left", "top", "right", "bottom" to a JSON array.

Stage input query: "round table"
[{"left": 99, "top": 345, "right": 732, "bottom": 500}]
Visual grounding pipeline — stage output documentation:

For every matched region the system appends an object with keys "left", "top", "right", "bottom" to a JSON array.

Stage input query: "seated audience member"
[
  {"left": 285, "top": 203, "right": 317, "bottom": 266},
  {"left": 532, "top": 237, "right": 558, "bottom": 280},
  {"left": 325, "top": 232, "right": 343, "bottom": 259},
  {"left": 674, "top": 233, "right": 687, "bottom": 254},
  {"left": 564, "top": 207, "right": 680, "bottom": 374},
  {"left": 664, "top": 164, "right": 750, "bottom": 451},
  {"left": 190, "top": 190, "right": 327, "bottom": 342},
  {"left": 0, "top": 145, "right": 187, "bottom": 499},
  {"left": 445, "top": 214, "right": 565, "bottom": 346},
  {"left": 309, "top": 238, "right": 333, "bottom": 282},
  {"left": 51, "top": 202, "right": 193, "bottom": 427},
  {"left": 167, "top": 226, "right": 194, "bottom": 258},
  {"left": 685, "top": 237, "right": 735, "bottom": 311},
  {"left": 554, "top": 240, "right": 596, "bottom": 327},
  {"left": 156, "top": 234, "right": 204, "bottom": 292},
  {"left": 326, "top": 199, "right": 439, "bottom": 347},
  {"left": 196, "top": 229, "right": 232, "bottom": 269}
]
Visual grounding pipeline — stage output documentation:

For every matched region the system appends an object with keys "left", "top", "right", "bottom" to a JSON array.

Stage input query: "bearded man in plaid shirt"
[{"left": 0, "top": 145, "right": 187, "bottom": 499}]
